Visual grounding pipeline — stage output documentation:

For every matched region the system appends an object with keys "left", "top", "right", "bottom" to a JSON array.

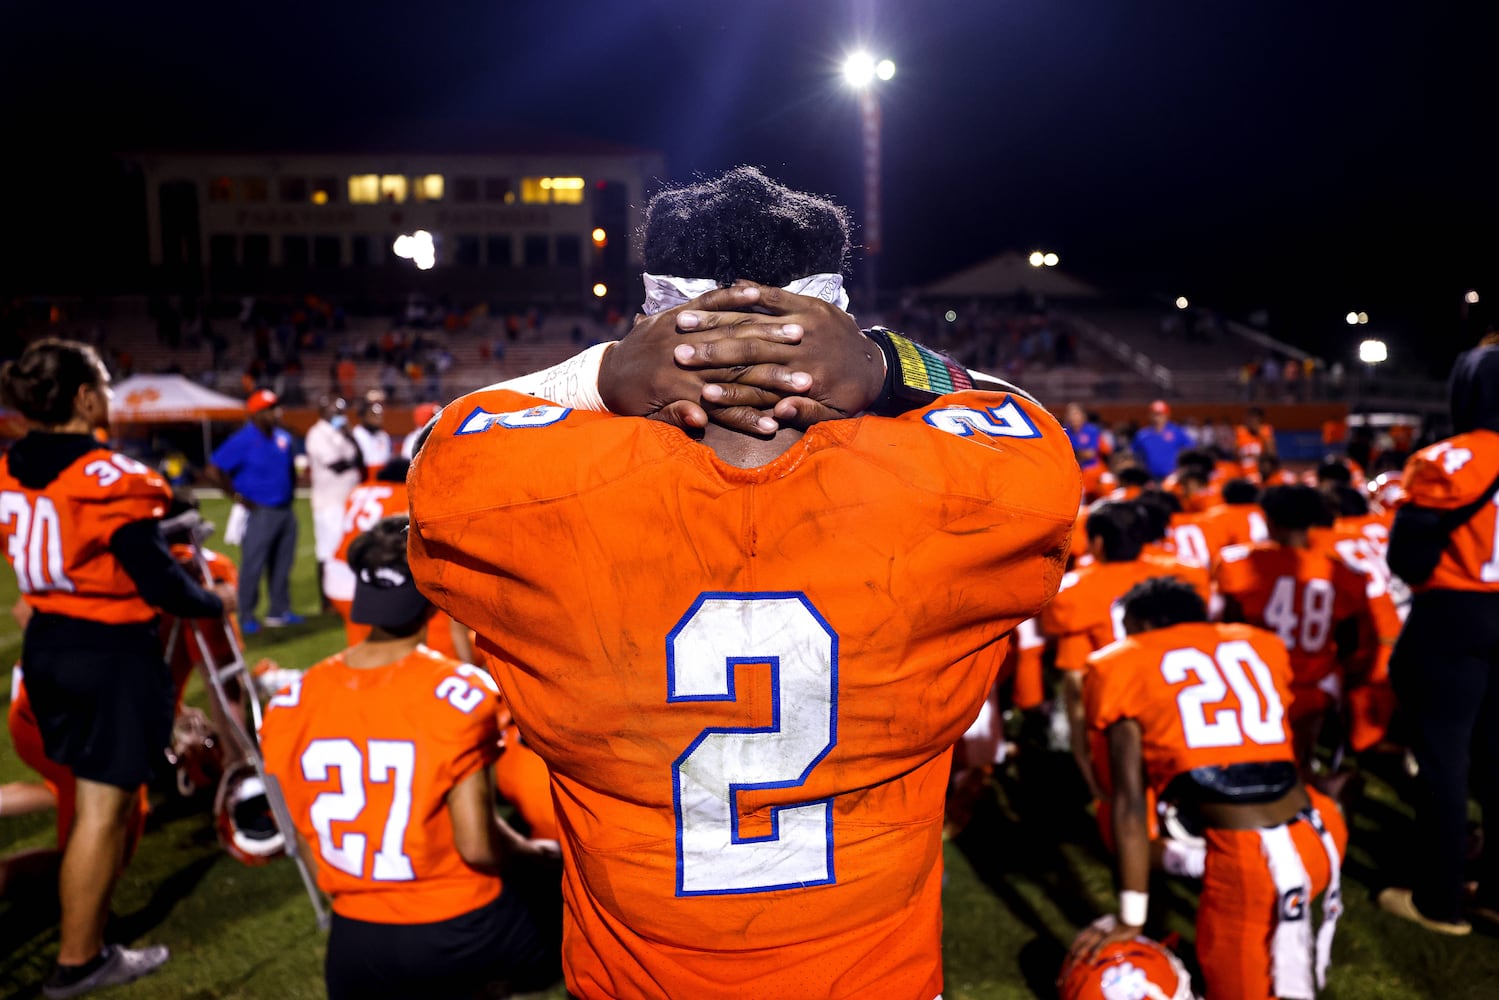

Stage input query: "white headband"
[{"left": 641, "top": 272, "right": 850, "bottom": 316}]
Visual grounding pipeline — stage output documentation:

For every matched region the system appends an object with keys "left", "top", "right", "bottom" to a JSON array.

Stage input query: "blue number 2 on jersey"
[{"left": 667, "top": 592, "right": 838, "bottom": 896}]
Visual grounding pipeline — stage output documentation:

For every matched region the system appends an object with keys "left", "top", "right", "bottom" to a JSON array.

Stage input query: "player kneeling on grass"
[
  {"left": 260, "top": 515, "right": 561, "bottom": 1000},
  {"left": 1077, "top": 577, "right": 1348, "bottom": 1000}
]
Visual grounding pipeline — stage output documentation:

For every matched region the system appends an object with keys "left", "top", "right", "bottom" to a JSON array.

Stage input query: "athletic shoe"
[
  {"left": 1377, "top": 887, "right": 1472, "bottom": 936},
  {"left": 263, "top": 613, "right": 305, "bottom": 628},
  {"left": 43, "top": 944, "right": 170, "bottom": 998},
  {"left": 240, "top": 618, "right": 262, "bottom": 635}
]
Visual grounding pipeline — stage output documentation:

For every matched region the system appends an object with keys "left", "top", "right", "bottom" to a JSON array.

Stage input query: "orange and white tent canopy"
[{"left": 110, "top": 375, "right": 246, "bottom": 424}]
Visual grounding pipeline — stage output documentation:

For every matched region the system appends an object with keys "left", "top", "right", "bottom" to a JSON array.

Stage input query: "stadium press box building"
[{"left": 133, "top": 136, "right": 665, "bottom": 308}]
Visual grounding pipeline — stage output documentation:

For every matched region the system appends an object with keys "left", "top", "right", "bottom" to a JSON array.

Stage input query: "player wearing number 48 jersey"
[
  {"left": 1214, "top": 485, "right": 1391, "bottom": 770},
  {"left": 261, "top": 516, "right": 559, "bottom": 1000},
  {"left": 409, "top": 168, "right": 1079, "bottom": 1000},
  {"left": 1082, "top": 578, "right": 1347, "bottom": 1000}
]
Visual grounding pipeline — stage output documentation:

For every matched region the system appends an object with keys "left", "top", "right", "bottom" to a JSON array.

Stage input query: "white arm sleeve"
[{"left": 486, "top": 342, "right": 613, "bottom": 411}]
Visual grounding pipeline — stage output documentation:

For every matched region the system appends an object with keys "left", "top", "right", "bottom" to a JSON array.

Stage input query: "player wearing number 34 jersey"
[{"left": 408, "top": 385, "right": 1078, "bottom": 999}]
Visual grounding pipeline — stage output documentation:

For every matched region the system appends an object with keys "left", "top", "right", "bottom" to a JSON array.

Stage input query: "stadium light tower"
[{"left": 843, "top": 50, "right": 894, "bottom": 310}]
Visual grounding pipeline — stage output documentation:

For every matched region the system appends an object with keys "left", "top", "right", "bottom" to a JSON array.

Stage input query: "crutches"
[{"left": 162, "top": 509, "right": 331, "bottom": 931}]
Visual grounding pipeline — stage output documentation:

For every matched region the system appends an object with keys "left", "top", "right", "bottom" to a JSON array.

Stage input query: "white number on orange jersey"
[
  {"left": 1248, "top": 510, "right": 1269, "bottom": 542},
  {"left": 1263, "top": 576, "right": 1335, "bottom": 653},
  {"left": 669, "top": 593, "right": 836, "bottom": 896},
  {"left": 1172, "top": 522, "right": 1212, "bottom": 568},
  {"left": 1482, "top": 495, "right": 1499, "bottom": 584},
  {"left": 923, "top": 398, "right": 1042, "bottom": 439},
  {"left": 301, "top": 738, "right": 416, "bottom": 881},
  {"left": 1161, "top": 639, "right": 1287, "bottom": 749},
  {"left": 82, "top": 453, "right": 149, "bottom": 488},
  {"left": 435, "top": 675, "right": 486, "bottom": 714},
  {"left": 0, "top": 492, "right": 75, "bottom": 594},
  {"left": 341, "top": 485, "right": 395, "bottom": 535}
]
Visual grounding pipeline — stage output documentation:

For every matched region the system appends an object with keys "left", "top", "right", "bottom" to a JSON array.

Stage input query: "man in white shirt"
[
  {"left": 350, "top": 399, "right": 392, "bottom": 475},
  {"left": 304, "top": 396, "right": 363, "bottom": 608}
]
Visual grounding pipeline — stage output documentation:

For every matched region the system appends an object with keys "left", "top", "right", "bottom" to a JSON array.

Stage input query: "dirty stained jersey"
[{"left": 407, "top": 387, "right": 1080, "bottom": 1000}]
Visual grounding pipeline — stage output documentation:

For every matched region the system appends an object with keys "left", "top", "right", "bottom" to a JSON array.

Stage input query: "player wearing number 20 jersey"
[
  {"left": 408, "top": 385, "right": 1079, "bottom": 1000},
  {"left": 1085, "top": 582, "right": 1347, "bottom": 1000}
]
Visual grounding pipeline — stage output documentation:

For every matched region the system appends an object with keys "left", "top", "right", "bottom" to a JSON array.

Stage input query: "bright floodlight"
[
  {"left": 1466, "top": 289, "right": 1481, "bottom": 304},
  {"left": 1345, "top": 311, "right": 1359, "bottom": 325},
  {"left": 1043, "top": 252, "right": 1059, "bottom": 267},
  {"left": 1357, "top": 311, "right": 1369, "bottom": 325},
  {"left": 591, "top": 227, "right": 607, "bottom": 245},
  {"left": 592, "top": 282, "right": 608, "bottom": 298},
  {"left": 394, "top": 230, "right": 435, "bottom": 270},
  {"left": 1359, "top": 339, "right": 1388, "bottom": 364},
  {"left": 1029, "top": 251, "right": 1046, "bottom": 267},
  {"left": 843, "top": 51, "right": 877, "bottom": 88},
  {"left": 944, "top": 309, "right": 957, "bottom": 323},
  {"left": 1176, "top": 296, "right": 1189, "bottom": 309},
  {"left": 875, "top": 58, "right": 896, "bottom": 81}
]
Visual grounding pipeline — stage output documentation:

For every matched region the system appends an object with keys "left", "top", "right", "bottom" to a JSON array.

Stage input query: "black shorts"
[
  {"left": 324, "top": 886, "right": 560, "bottom": 1000},
  {"left": 21, "top": 612, "right": 173, "bottom": 790}
]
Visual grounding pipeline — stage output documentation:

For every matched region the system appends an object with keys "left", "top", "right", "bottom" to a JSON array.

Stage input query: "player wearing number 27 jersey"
[{"left": 408, "top": 385, "right": 1079, "bottom": 1000}]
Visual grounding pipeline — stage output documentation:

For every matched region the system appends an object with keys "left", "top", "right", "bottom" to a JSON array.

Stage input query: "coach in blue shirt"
[
  {"left": 1132, "top": 400, "right": 1190, "bottom": 480},
  {"left": 207, "top": 389, "right": 303, "bottom": 633}
]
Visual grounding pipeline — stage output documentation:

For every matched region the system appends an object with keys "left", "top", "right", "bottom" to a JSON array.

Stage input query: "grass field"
[{"left": 2, "top": 498, "right": 1499, "bottom": 998}]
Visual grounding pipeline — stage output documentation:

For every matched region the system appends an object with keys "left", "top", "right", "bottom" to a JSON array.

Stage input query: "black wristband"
[{"left": 863, "top": 327, "right": 974, "bottom": 416}]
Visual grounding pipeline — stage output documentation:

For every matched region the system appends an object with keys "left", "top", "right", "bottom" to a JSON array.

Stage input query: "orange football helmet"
[
  {"left": 214, "top": 762, "right": 286, "bottom": 866},
  {"left": 1059, "top": 917, "right": 1197, "bottom": 1000}
]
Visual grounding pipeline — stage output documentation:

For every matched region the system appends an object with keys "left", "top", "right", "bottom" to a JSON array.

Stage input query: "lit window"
[
  {"left": 412, "top": 175, "right": 444, "bottom": 202},
  {"left": 521, "top": 176, "right": 585, "bottom": 205},
  {"left": 348, "top": 175, "right": 379, "bottom": 204},
  {"left": 379, "top": 175, "right": 408, "bottom": 203},
  {"left": 311, "top": 190, "right": 329, "bottom": 205},
  {"left": 208, "top": 177, "right": 234, "bottom": 202}
]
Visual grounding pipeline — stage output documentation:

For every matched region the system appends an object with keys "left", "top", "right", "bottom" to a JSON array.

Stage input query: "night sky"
[{"left": 3, "top": 0, "right": 1493, "bottom": 368}]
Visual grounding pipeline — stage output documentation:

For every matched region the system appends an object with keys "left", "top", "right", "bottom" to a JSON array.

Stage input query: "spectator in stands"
[
  {"left": 206, "top": 390, "right": 302, "bottom": 634},
  {"left": 1131, "top": 401, "right": 1191, "bottom": 480},
  {"left": 351, "top": 399, "right": 392, "bottom": 476}
]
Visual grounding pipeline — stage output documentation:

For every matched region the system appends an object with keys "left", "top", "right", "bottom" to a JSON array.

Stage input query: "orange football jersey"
[
  {"left": 1042, "top": 556, "right": 1212, "bottom": 672},
  {"left": 0, "top": 448, "right": 171, "bottom": 623},
  {"left": 162, "top": 545, "right": 242, "bottom": 701},
  {"left": 1400, "top": 432, "right": 1499, "bottom": 593},
  {"left": 1235, "top": 424, "right": 1276, "bottom": 461},
  {"left": 1166, "top": 510, "right": 1232, "bottom": 572},
  {"left": 1214, "top": 542, "right": 1374, "bottom": 688},
  {"left": 323, "top": 481, "right": 463, "bottom": 654},
  {"left": 260, "top": 647, "right": 503, "bottom": 924},
  {"left": 1202, "top": 502, "right": 1269, "bottom": 552},
  {"left": 408, "top": 388, "right": 1079, "bottom": 1000},
  {"left": 1085, "top": 623, "right": 1296, "bottom": 800}
]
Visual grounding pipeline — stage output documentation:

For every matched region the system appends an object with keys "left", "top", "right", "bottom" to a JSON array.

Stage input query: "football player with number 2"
[{"left": 409, "top": 167, "right": 1080, "bottom": 1000}]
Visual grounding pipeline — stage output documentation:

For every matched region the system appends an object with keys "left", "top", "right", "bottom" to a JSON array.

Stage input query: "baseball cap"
[
  {"left": 350, "top": 559, "right": 431, "bottom": 627},
  {"left": 246, "top": 389, "right": 279, "bottom": 414},
  {"left": 1150, "top": 400, "right": 1171, "bottom": 416}
]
